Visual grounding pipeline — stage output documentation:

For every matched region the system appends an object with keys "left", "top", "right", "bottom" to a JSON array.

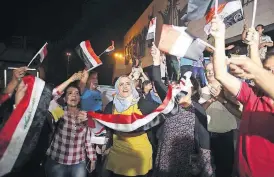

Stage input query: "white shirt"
[{"left": 199, "top": 86, "right": 237, "bottom": 133}]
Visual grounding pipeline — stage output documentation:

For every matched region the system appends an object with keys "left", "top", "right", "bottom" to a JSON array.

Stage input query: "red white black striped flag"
[
  {"left": 75, "top": 40, "right": 103, "bottom": 71},
  {"left": 0, "top": 75, "right": 52, "bottom": 176}
]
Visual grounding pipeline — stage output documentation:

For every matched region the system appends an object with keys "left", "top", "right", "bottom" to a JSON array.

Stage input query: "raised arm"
[
  {"left": 245, "top": 28, "right": 263, "bottom": 67},
  {"left": 4, "top": 67, "right": 27, "bottom": 95},
  {"left": 79, "top": 69, "right": 89, "bottom": 94},
  {"left": 211, "top": 16, "right": 241, "bottom": 97},
  {"left": 54, "top": 71, "right": 82, "bottom": 96},
  {"left": 229, "top": 58, "right": 274, "bottom": 100},
  {"left": 151, "top": 42, "right": 168, "bottom": 101}
]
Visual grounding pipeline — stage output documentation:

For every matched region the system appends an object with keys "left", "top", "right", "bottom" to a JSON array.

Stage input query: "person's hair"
[
  {"left": 190, "top": 76, "right": 201, "bottom": 103},
  {"left": 132, "top": 58, "right": 141, "bottom": 67},
  {"left": 142, "top": 80, "right": 152, "bottom": 91},
  {"left": 135, "top": 79, "right": 142, "bottom": 89},
  {"left": 263, "top": 52, "right": 274, "bottom": 65},
  {"left": 256, "top": 24, "right": 265, "bottom": 29},
  {"left": 89, "top": 71, "right": 98, "bottom": 77}
]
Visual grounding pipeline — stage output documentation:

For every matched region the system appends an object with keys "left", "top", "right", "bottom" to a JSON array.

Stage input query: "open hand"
[
  {"left": 209, "top": 84, "right": 222, "bottom": 98},
  {"left": 210, "top": 15, "right": 225, "bottom": 39}
]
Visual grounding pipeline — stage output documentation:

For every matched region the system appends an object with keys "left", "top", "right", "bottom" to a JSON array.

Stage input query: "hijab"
[{"left": 113, "top": 76, "right": 140, "bottom": 113}]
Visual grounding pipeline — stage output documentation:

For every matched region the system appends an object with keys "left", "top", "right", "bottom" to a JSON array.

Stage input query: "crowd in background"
[{"left": 1, "top": 15, "right": 274, "bottom": 177}]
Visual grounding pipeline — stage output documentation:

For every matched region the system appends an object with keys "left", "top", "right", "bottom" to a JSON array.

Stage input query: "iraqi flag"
[
  {"left": 146, "top": 17, "right": 157, "bottom": 40},
  {"left": 158, "top": 24, "right": 205, "bottom": 60},
  {"left": 0, "top": 75, "right": 52, "bottom": 177},
  {"left": 38, "top": 43, "right": 48, "bottom": 63},
  {"left": 75, "top": 40, "right": 103, "bottom": 71},
  {"left": 105, "top": 41, "right": 115, "bottom": 53},
  {"left": 87, "top": 85, "right": 177, "bottom": 132},
  {"left": 204, "top": 0, "right": 243, "bottom": 34}
]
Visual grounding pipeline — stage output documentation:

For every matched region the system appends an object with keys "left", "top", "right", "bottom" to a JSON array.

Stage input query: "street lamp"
[{"left": 66, "top": 52, "right": 71, "bottom": 78}]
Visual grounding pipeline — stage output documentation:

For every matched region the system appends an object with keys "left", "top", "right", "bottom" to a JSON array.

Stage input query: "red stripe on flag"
[
  {"left": 84, "top": 41, "right": 102, "bottom": 64},
  {"left": 87, "top": 85, "right": 173, "bottom": 124},
  {"left": 205, "top": 3, "right": 227, "bottom": 24},
  {"left": 0, "top": 76, "right": 35, "bottom": 159},
  {"left": 43, "top": 44, "right": 48, "bottom": 57},
  {"left": 158, "top": 25, "right": 181, "bottom": 54}
]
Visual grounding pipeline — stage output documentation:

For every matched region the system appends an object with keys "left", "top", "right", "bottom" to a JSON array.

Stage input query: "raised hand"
[
  {"left": 69, "top": 71, "right": 83, "bottom": 82},
  {"left": 228, "top": 57, "right": 256, "bottom": 80},
  {"left": 81, "top": 69, "right": 89, "bottom": 81},
  {"left": 209, "top": 84, "right": 222, "bottom": 98},
  {"left": 77, "top": 111, "right": 88, "bottom": 122},
  {"left": 210, "top": 15, "right": 225, "bottom": 39},
  {"left": 151, "top": 42, "right": 161, "bottom": 65},
  {"left": 245, "top": 28, "right": 259, "bottom": 46},
  {"left": 13, "top": 67, "right": 28, "bottom": 81}
]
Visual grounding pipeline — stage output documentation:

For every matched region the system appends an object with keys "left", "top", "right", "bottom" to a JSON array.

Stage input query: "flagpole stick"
[
  {"left": 98, "top": 51, "right": 106, "bottom": 57},
  {"left": 251, "top": 0, "right": 257, "bottom": 28},
  {"left": 198, "top": 39, "right": 216, "bottom": 51},
  {"left": 27, "top": 42, "right": 48, "bottom": 67},
  {"left": 215, "top": 0, "right": 218, "bottom": 15}
]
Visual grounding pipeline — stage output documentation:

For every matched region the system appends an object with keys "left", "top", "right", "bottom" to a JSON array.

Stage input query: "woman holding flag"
[
  {"left": 102, "top": 75, "right": 165, "bottom": 177},
  {"left": 150, "top": 43, "right": 214, "bottom": 177},
  {"left": 45, "top": 71, "right": 97, "bottom": 177}
]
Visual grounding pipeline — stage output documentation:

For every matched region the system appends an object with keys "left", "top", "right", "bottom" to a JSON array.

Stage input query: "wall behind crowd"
[{"left": 112, "top": 0, "right": 274, "bottom": 80}]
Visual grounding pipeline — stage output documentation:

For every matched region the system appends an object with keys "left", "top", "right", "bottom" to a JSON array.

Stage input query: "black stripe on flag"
[
  {"left": 12, "top": 84, "right": 52, "bottom": 172},
  {"left": 223, "top": 9, "right": 243, "bottom": 28},
  {"left": 75, "top": 45, "right": 95, "bottom": 69}
]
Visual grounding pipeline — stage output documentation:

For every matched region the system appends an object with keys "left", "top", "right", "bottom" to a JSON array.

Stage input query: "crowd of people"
[{"left": 1, "top": 15, "right": 274, "bottom": 177}]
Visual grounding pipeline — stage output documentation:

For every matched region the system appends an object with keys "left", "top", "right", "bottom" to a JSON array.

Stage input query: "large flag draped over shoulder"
[
  {"left": 75, "top": 40, "right": 103, "bottom": 71},
  {"left": 158, "top": 24, "right": 205, "bottom": 60},
  {"left": 88, "top": 85, "right": 178, "bottom": 132},
  {"left": 204, "top": 0, "right": 243, "bottom": 34},
  {"left": 0, "top": 75, "right": 52, "bottom": 177}
]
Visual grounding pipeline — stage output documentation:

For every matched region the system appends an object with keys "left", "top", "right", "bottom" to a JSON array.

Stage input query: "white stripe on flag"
[
  {"left": 0, "top": 78, "right": 45, "bottom": 176},
  {"left": 170, "top": 26, "right": 193, "bottom": 57},
  {"left": 80, "top": 42, "right": 100, "bottom": 67},
  {"left": 94, "top": 89, "right": 177, "bottom": 132},
  {"left": 204, "top": 1, "right": 243, "bottom": 35}
]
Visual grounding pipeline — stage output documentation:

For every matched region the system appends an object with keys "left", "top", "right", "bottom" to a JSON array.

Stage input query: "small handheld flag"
[
  {"left": 75, "top": 40, "right": 103, "bottom": 72},
  {"left": 158, "top": 24, "right": 214, "bottom": 59},
  {"left": 146, "top": 17, "right": 157, "bottom": 41},
  {"left": 105, "top": 41, "right": 115, "bottom": 53},
  {"left": 98, "top": 41, "right": 115, "bottom": 57},
  {"left": 27, "top": 42, "right": 48, "bottom": 67}
]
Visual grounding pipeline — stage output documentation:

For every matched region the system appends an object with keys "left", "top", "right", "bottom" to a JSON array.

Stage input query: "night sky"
[{"left": 0, "top": 0, "right": 152, "bottom": 85}]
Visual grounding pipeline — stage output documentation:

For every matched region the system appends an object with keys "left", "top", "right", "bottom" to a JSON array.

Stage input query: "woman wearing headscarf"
[
  {"left": 150, "top": 43, "right": 214, "bottom": 177},
  {"left": 103, "top": 75, "right": 164, "bottom": 177}
]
